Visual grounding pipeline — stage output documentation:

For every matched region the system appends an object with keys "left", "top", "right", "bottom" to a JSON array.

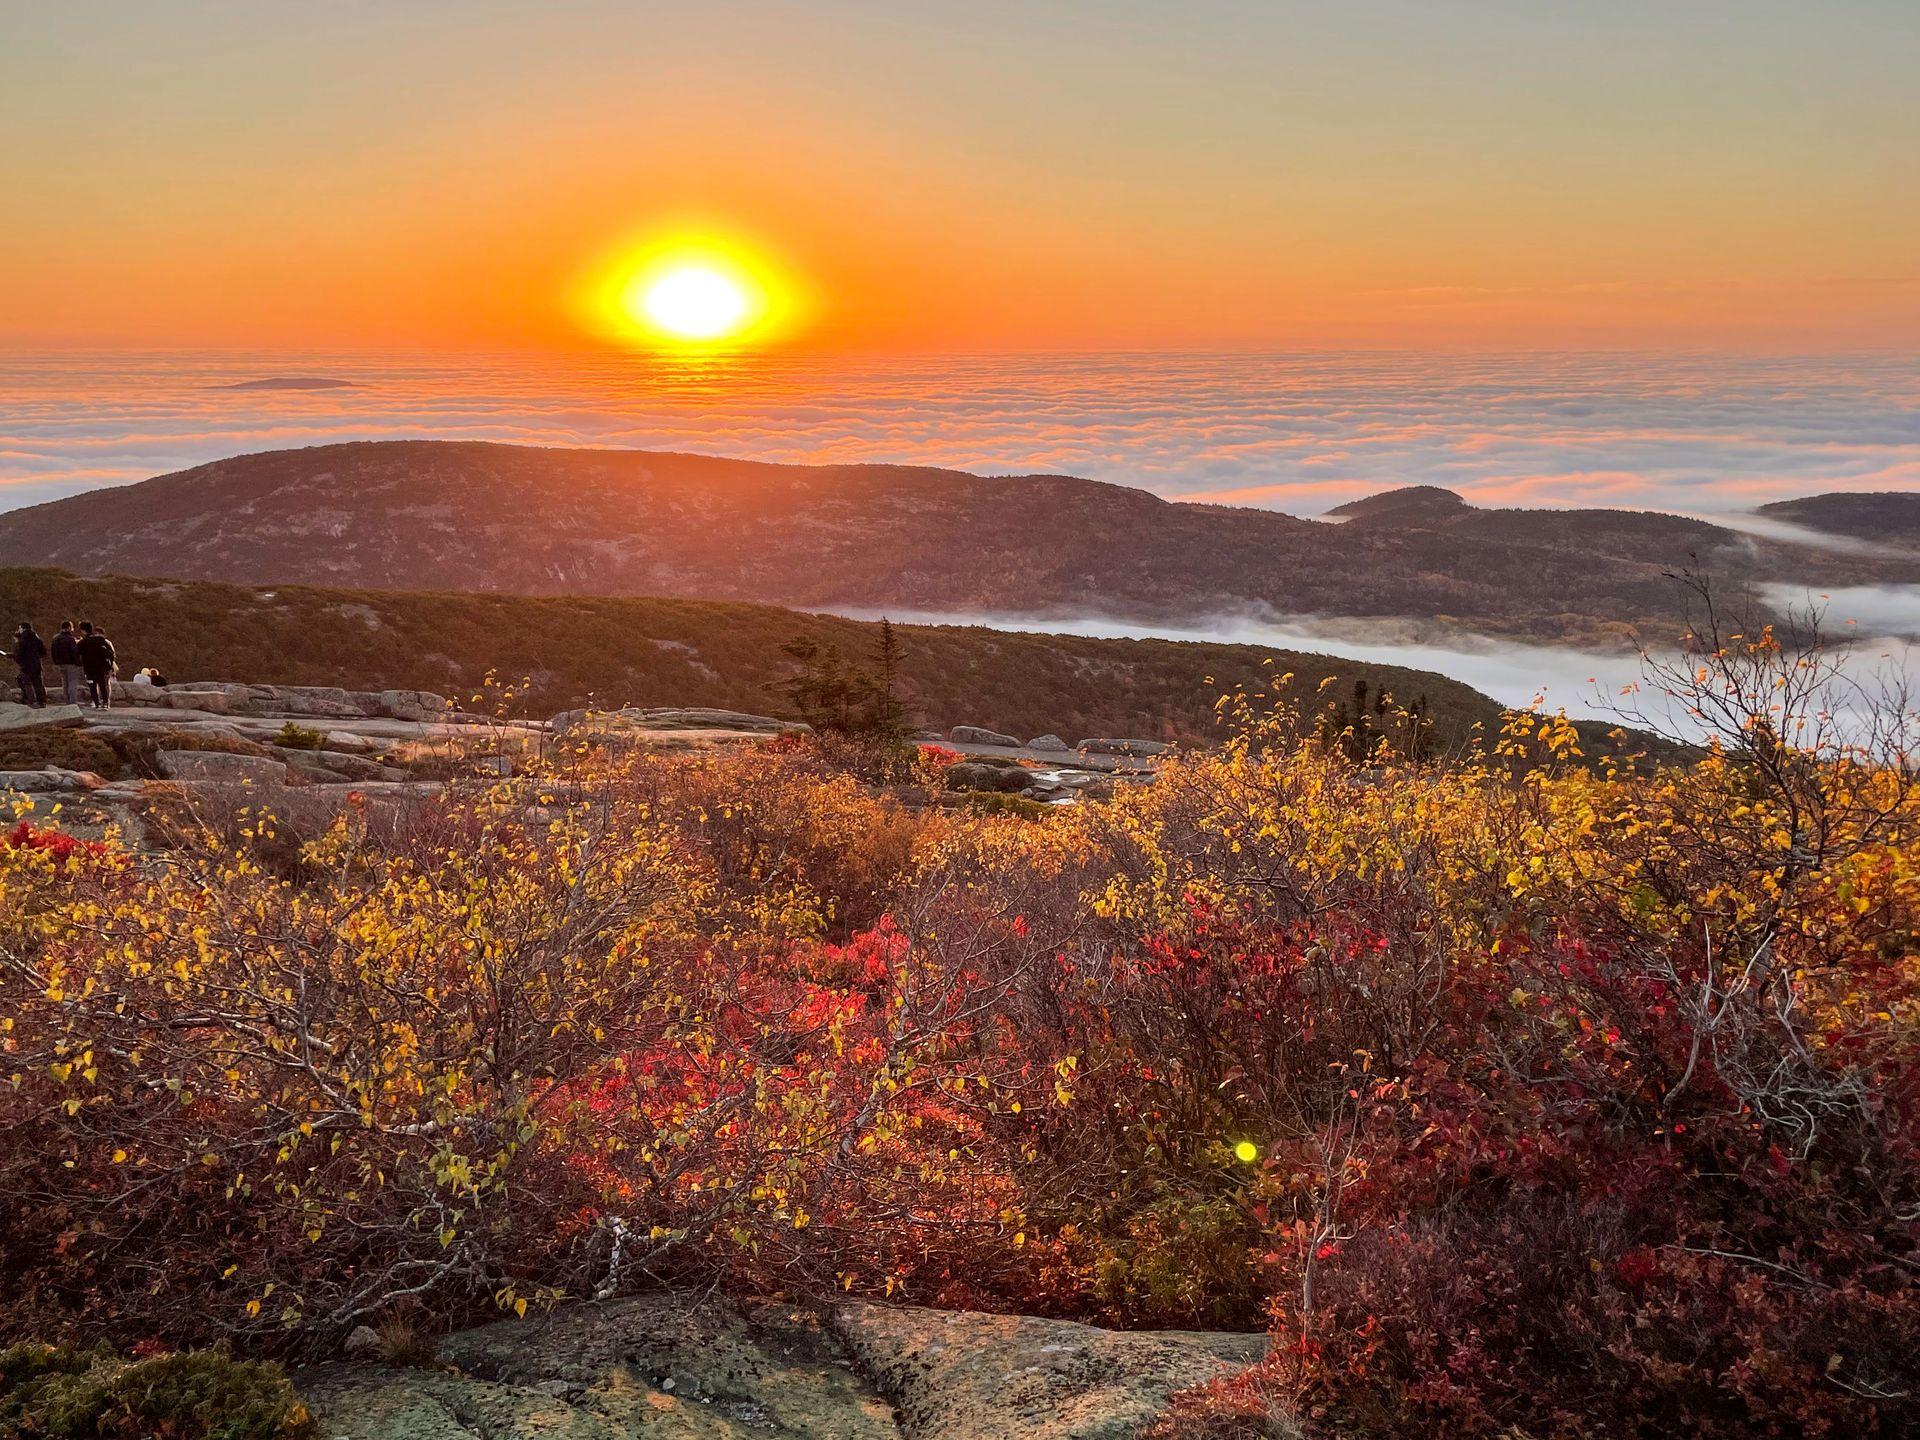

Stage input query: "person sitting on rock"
[
  {"left": 9, "top": 622, "right": 47, "bottom": 708},
  {"left": 50, "top": 620, "right": 85, "bottom": 706},
  {"left": 139, "top": 665, "right": 168, "bottom": 687},
  {"left": 76, "top": 621, "right": 115, "bottom": 710}
]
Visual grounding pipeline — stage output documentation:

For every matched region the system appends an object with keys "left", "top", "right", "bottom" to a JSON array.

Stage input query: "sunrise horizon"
[{"left": 7, "top": 4, "right": 1917, "bottom": 356}]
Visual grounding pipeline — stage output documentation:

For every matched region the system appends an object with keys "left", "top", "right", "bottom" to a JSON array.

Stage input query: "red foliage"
[
  {"left": 6, "top": 714, "right": 1917, "bottom": 1439},
  {"left": 2, "top": 821, "right": 108, "bottom": 860},
  {"left": 1011, "top": 909, "right": 1920, "bottom": 1437}
]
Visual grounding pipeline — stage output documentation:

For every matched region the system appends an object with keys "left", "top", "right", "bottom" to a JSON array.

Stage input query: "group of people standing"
[{"left": 9, "top": 620, "right": 117, "bottom": 709}]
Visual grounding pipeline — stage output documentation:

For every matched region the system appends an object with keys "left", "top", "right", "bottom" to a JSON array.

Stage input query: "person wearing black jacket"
[
  {"left": 10, "top": 622, "right": 47, "bottom": 708},
  {"left": 49, "top": 620, "right": 83, "bottom": 706},
  {"left": 76, "top": 621, "right": 115, "bottom": 709}
]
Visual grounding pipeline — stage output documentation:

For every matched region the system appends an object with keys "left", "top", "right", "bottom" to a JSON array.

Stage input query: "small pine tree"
[
  {"left": 1401, "top": 694, "right": 1435, "bottom": 761},
  {"left": 777, "top": 637, "right": 865, "bottom": 732},
  {"left": 1321, "top": 678, "right": 1377, "bottom": 762},
  {"left": 1320, "top": 679, "right": 1433, "bottom": 762},
  {"left": 861, "top": 618, "right": 912, "bottom": 740},
  {"left": 776, "top": 625, "right": 914, "bottom": 739}
]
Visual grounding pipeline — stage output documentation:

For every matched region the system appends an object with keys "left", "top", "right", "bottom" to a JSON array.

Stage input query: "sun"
[
  {"left": 636, "top": 266, "right": 752, "bottom": 341},
  {"left": 577, "top": 222, "right": 811, "bottom": 350}
]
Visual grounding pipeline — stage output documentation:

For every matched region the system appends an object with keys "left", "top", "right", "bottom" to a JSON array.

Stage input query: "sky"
[{"left": 4, "top": 0, "right": 1918, "bottom": 353}]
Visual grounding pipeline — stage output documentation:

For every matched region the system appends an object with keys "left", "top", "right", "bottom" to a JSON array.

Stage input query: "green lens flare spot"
[{"left": 1233, "top": 1140, "right": 1259, "bottom": 1163}]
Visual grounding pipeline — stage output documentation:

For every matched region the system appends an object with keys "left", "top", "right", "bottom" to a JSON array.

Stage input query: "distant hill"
[
  {"left": 1758, "top": 492, "right": 1920, "bottom": 549},
  {"left": 0, "top": 566, "right": 1512, "bottom": 750},
  {"left": 1, "top": 442, "right": 1911, "bottom": 648},
  {"left": 1328, "top": 484, "right": 1741, "bottom": 566},
  {"left": 1326, "top": 485, "right": 1468, "bottom": 523},
  {"left": 212, "top": 377, "right": 357, "bottom": 391}
]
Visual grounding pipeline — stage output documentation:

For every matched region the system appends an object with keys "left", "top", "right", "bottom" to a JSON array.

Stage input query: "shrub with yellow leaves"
[{"left": 2, "top": 593, "right": 1917, "bottom": 1437}]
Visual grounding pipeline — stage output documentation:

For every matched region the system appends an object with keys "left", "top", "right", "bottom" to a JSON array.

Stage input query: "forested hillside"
[{"left": 0, "top": 567, "right": 1502, "bottom": 748}]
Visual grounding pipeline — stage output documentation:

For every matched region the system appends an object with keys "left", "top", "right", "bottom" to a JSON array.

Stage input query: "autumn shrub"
[
  {"left": 1092, "top": 1193, "right": 1268, "bottom": 1327},
  {"left": 0, "top": 746, "right": 1039, "bottom": 1349},
  {"left": 914, "top": 742, "right": 963, "bottom": 781},
  {"left": 762, "top": 728, "right": 921, "bottom": 784},
  {"left": 1003, "top": 625, "right": 1920, "bottom": 1436},
  {"left": 1147, "top": 1370, "right": 1298, "bottom": 1440},
  {"left": 0, "top": 770, "right": 701, "bottom": 1346},
  {"left": 604, "top": 740, "right": 929, "bottom": 937},
  {"left": 950, "top": 790, "right": 1055, "bottom": 820},
  {"left": 1, "top": 608, "right": 1916, "bottom": 1438},
  {"left": 1, "top": 823, "right": 109, "bottom": 862}
]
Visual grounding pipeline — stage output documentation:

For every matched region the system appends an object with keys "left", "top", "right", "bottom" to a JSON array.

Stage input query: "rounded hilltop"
[{"left": 1325, "top": 484, "right": 1470, "bottom": 524}]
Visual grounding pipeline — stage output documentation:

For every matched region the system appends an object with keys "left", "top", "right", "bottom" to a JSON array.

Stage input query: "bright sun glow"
[
  {"left": 582, "top": 227, "right": 807, "bottom": 350},
  {"left": 637, "top": 266, "right": 752, "bottom": 341}
]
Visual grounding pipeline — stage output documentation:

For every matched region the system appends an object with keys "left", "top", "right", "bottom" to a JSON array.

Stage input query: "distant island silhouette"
[{"left": 213, "top": 376, "right": 357, "bottom": 391}]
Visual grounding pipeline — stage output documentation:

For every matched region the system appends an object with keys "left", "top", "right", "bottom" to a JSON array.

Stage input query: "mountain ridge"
[{"left": 1, "top": 440, "right": 1912, "bottom": 648}]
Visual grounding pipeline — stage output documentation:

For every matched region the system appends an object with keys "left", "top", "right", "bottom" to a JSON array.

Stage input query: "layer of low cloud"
[
  {"left": 4, "top": 350, "right": 1919, "bottom": 519},
  {"left": 835, "top": 603, "right": 1646, "bottom": 718},
  {"left": 1756, "top": 582, "right": 1920, "bottom": 641},
  {"left": 835, "top": 604, "right": 1920, "bottom": 749},
  {"left": 1701, "top": 512, "right": 1920, "bottom": 559}
]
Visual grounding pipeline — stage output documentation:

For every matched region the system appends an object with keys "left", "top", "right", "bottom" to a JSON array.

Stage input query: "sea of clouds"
[
  {"left": 4, "top": 349, "right": 1918, "bottom": 517},
  {"left": 5, "top": 348, "right": 1916, "bottom": 728}
]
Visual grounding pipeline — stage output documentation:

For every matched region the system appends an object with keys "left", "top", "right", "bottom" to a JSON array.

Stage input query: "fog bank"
[
  {"left": 1756, "top": 582, "right": 1920, "bottom": 641},
  {"left": 832, "top": 606, "right": 1643, "bottom": 719},
  {"left": 835, "top": 605, "right": 1920, "bottom": 747}
]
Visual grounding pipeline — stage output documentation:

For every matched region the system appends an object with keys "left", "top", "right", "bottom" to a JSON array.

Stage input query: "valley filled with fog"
[{"left": 836, "top": 600, "right": 1920, "bottom": 746}]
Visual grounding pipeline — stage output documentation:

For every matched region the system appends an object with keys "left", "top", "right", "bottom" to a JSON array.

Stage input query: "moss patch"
[{"left": 0, "top": 1343, "right": 311, "bottom": 1440}]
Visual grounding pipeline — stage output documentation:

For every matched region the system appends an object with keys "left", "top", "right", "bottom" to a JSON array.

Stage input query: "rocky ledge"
[
  {"left": 110, "top": 678, "right": 465, "bottom": 722},
  {"left": 301, "top": 1295, "right": 1279, "bottom": 1440},
  {"left": 0, "top": 689, "right": 1156, "bottom": 849}
]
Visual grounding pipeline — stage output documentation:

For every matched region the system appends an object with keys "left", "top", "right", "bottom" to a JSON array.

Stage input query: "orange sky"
[{"left": 3, "top": 2, "right": 1916, "bottom": 352}]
